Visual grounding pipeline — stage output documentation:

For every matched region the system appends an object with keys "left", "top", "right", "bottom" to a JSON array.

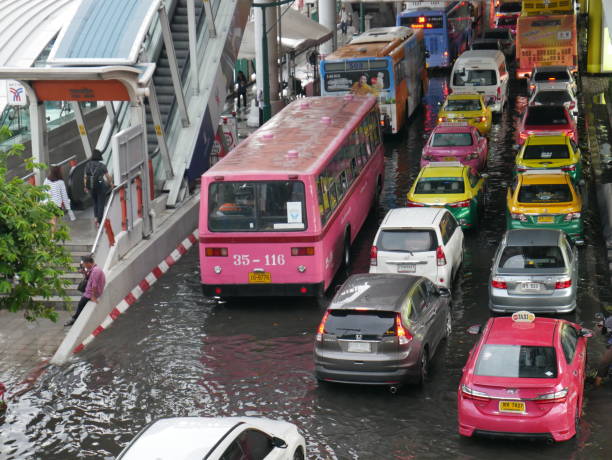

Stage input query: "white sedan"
[{"left": 117, "top": 417, "right": 306, "bottom": 460}]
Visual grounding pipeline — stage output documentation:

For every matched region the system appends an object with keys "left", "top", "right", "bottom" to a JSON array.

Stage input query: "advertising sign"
[{"left": 7, "top": 80, "right": 26, "bottom": 106}]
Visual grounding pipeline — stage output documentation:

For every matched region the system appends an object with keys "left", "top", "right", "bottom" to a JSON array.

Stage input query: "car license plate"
[
  {"left": 444, "top": 156, "right": 456, "bottom": 161},
  {"left": 347, "top": 341, "right": 371, "bottom": 353},
  {"left": 248, "top": 272, "right": 271, "bottom": 283},
  {"left": 522, "top": 282, "right": 542, "bottom": 291},
  {"left": 538, "top": 215, "right": 554, "bottom": 223},
  {"left": 397, "top": 263, "right": 416, "bottom": 273},
  {"left": 499, "top": 401, "right": 525, "bottom": 413}
]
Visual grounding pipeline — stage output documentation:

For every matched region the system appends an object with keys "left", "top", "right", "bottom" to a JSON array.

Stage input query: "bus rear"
[
  {"left": 397, "top": 10, "right": 449, "bottom": 67},
  {"left": 516, "top": 14, "right": 577, "bottom": 79}
]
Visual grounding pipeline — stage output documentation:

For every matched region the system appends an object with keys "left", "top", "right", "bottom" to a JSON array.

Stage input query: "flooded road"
[{"left": 3, "top": 74, "right": 612, "bottom": 459}]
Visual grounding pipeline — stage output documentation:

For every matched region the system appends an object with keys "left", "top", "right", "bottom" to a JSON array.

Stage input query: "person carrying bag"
[{"left": 84, "top": 150, "right": 114, "bottom": 227}]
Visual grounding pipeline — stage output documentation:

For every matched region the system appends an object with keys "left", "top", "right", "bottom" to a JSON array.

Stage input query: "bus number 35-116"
[{"left": 233, "top": 254, "right": 286, "bottom": 266}]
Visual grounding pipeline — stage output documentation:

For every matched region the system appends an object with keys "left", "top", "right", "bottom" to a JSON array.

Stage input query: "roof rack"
[{"left": 426, "top": 161, "right": 464, "bottom": 168}]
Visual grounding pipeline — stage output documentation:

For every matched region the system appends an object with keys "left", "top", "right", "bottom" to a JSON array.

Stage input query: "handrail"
[
  {"left": 90, "top": 179, "right": 129, "bottom": 256},
  {"left": 50, "top": 154, "right": 76, "bottom": 168}
]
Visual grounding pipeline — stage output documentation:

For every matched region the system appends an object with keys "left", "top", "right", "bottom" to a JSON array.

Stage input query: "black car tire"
[
  {"left": 293, "top": 448, "right": 305, "bottom": 460},
  {"left": 418, "top": 349, "right": 429, "bottom": 386}
]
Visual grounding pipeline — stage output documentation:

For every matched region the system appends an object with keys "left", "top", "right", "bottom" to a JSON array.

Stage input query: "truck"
[{"left": 515, "top": 13, "right": 578, "bottom": 79}]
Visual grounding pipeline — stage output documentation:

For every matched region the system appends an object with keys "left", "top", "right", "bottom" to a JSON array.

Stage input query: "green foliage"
[{"left": 0, "top": 136, "right": 73, "bottom": 321}]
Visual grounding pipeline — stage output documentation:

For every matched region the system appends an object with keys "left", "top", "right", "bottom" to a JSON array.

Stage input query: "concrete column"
[
  {"left": 254, "top": 2, "right": 281, "bottom": 117},
  {"left": 319, "top": 0, "right": 336, "bottom": 56},
  {"left": 22, "top": 83, "right": 48, "bottom": 185}
]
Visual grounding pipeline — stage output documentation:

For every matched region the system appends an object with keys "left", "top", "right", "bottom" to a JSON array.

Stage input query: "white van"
[{"left": 450, "top": 50, "right": 509, "bottom": 114}]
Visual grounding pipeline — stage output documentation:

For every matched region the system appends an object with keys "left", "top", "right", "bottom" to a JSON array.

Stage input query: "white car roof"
[{"left": 380, "top": 207, "right": 444, "bottom": 228}]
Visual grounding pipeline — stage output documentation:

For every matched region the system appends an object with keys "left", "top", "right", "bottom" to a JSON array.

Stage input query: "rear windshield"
[
  {"left": 471, "top": 42, "right": 499, "bottom": 51},
  {"left": 525, "top": 107, "right": 568, "bottom": 126},
  {"left": 499, "top": 246, "right": 565, "bottom": 269},
  {"left": 415, "top": 177, "right": 465, "bottom": 194},
  {"left": 534, "top": 71, "right": 570, "bottom": 82},
  {"left": 484, "top": 30, "right": 510, "bottom": 40},
  {"left": 533, "top": 91, "right": 572, "bottom": 105},
  {"left": 444, "top": 99, "right": 482, "bottom": 111},
  {"left": 497, "top": 16, "right": 517, "bottom": 26},
  {"left": 499, "top": 2, "right": 521, "bottom": 13},
  {"left": 453, "top": 70, "right": 497, "bottom": 87},
  {"left": 431, "top": 132, "right": 473, "bottom": 147},
  {"left": 377, "top": 229, "right": 438, "bottom": 252},
  {"left": 518, "top": 183, "right": 572, "bottom": 203},
  {"left": 523, "top": 144, "right": 570, "bottom": 160},
  {"left": 324, "top": 310, "right": 396, "bottom": 340},
  {"left": 475, "top": 345, "right": 558, "bottom": 378}
]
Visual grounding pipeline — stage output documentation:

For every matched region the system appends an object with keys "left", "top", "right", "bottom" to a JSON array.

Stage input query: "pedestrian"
[
  {"left": 236, "top": 70, "right": 248, "bottom": 110},
  {"left": 340, "top": 6, "right": 348, "bottom": 36},
  {"left": 65, "top": 255, "right": 106, "bottom": 326},
  {"left": 43, "top": 165, "right": 75, "bottom": 230},
  {"left": 594, "top": 315, "right": 612, "bottom": 387},
  {"left": 84, "top": 149, "right": 113, "bottom": 227}
]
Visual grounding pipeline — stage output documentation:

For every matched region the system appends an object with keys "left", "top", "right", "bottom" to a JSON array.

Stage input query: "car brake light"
[
  {"left": 564, "top": 212, "right": 580, "bottom": 221},
  {"left": 480, "top": 116, "right": 487, "bottom": 123},
  {"left": 205, "top": 247, "right": 228, "bottom": 256},
  {"left": 461, "top": 384, "right": 490, "bottom": 401},
  {"left": 529, "top": 84, "right": 535, "bottom": 92},
  {"left": 438, "top": 116, "right": 446, "bottom": 122},
  {"left": 534, "top": 388, "right": 568, "bottom": 403},
  {"left": 548, "top": 77, "right": 556, "bottom": 81},
  {"left": 448, "top": 200, "right": 470, "bottom": 208},
  {"left": 555, "top": 278, "right": 572, "bottom": 289},
  {"left": 291, "top": 247, "right": 315, "bottom": 256},
  {"left": 566, "top": 130, "right": 575, "bottom": 139},
  {"left": 443, "top": 51, "right": 449, "bottom": 57},
  {"left": 395, "top": 313, "right": 413, "bottom": 345},
  {"left": 370, "top": 245, "right": 378, "bottom": 266},
  {"left": 496, "top": 86, "right": 501, "bottom": 98},
  {"left": 519, "top": 132, "right": 529, "bottom": 140},
  {"left": 436, "top": 246, "right": 447, "bottom": 266},
  {"left": 561, "top": 164, "right": 576, "bottom": 172},
  {"left": 316, "top": 311, "right": 330, "bottom": 342},
  {"left": 510, "top": 212, "right": 527, "bottom": 222},
  {"left": 569, "top": 102, "right": 576, "bottom": 110},
  {"left": 491, "top": 277, "right": 507, "bottom": 289},
  {"left": 407, "top": 200, "right": 425, "bottom": 207}
]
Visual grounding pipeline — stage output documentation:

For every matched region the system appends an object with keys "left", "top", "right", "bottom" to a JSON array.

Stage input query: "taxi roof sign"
[{"left": 512, "top": 311, "right": 535, "bottom": 323}]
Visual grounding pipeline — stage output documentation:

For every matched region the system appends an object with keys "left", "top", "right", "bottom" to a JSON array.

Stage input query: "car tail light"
[
  {"left": 534, "top": 388, "right": 568, "bottom": 403},
  {"left": 529, "top": 84, "right": 535, "bottom": 92},
  {"left": 436, "top": 246, "right": 447, "bottom": 266},
  {"left": 519, "top": 131, "right": 529, "bottom": 140},
  {"left": 316, "top": 311, "right": 330, "bottom": 342},
  {"left": 564, "top": 212, "right": 580, "bottom": 221},
  {"left": 491, "top": 277, "right": 507, "bottom": 289},
  {"left": 496, "top": 86, "right": 501, "bottom": 100},
  {"left": 291, "top": 247, "right": 315, "bottom": 256},
  {"left": 448, "top": 200, "right": 470, "bottom": 208},
  {"left": 561, "top": 164, "right": 576, "bottom": 172},
  {"left": 566, "top": 130, "right": 575, "bottom": 139},
  {"left": 443, "top": 51, "right": 449, "bottom": 57},
  {"left": 555, "top": 278, "right": 572, "bottom": 289},
  {"left": 480, "top": 116, "right": 487, "bottom": 123},
  {"left": 370, "top": 245, "right": 378, "bottom": 266},
  {"left": 395, "top": 313, "right": 413, "bottom": 345},
  {"left": 438, "top": 116, "right": 446, "bottom": 122},
  {"left": 548, "top": 77, "right": 557, "bottom": 81},
  {"left": 205, "top": 247, "right": 228, "bottom": 257},
  {"left": 461, "top": 384, "right": 490, "bottom": 401},
  {"left": 407, "top": 200, "right": 425, "bottom": 207},
  {"left": 510, "top": 212, "right": 527, "bottom": 222},
  {"left": 569, "top": 101, "right": 576, "bottom": 110}
]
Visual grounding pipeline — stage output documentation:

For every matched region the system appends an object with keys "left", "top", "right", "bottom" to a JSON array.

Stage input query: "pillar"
[
  {"left": 319, "top": 0, "right": 336, "bottom": 56},
  {"left": 255, "top": 2, "right": 281, "bottom": 119}
]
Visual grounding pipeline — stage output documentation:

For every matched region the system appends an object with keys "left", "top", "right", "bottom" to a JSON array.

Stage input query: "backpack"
[{"left": 86, "top": 161, "right": 106, "bottom": 190}]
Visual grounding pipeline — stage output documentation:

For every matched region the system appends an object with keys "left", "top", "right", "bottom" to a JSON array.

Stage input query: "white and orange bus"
[{"left": 199, "top": 96, "right": 384, "bottom": 301}]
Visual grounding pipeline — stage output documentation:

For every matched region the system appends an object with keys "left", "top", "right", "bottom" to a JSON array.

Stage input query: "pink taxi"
[
  {"left": 458, "top": 312, "right": 592, "bottom": 443},
  {"left": 421, "top": 123, "right": 488, "bottom": 172}
]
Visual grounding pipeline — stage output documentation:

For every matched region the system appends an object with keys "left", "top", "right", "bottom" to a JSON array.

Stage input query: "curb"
[{"left": 72, "top": 229, "right": 198, "bottom": 354}]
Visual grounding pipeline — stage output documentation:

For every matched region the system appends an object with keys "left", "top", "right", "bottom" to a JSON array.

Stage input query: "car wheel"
[
  {"left": 418, "top": 348, "right": 429, "bottom": 386},
  {"left": 444, "top": 311, "right": 452, "bottom": 339},
  {"left": 293, "top": 448, "right": 305, "bottom": 460}
]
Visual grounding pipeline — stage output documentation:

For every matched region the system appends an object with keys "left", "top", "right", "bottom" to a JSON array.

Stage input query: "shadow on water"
[{"left": 3, "top": 73, "right": 612, "bottom": 459}]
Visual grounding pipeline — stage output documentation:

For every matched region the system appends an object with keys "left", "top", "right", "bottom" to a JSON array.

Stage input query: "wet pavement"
[{"left": 3, "top": 72, "right": 612, "bottom": 459}]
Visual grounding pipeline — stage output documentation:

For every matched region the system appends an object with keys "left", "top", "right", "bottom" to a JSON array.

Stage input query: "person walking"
[
  {"left": 236, "top": 70, "right": 248, "bottom": 110},
  {"left": 340, "top": 6, "right": 349, "bottom": 36},
  {"left": 84, "top": 149, "right": 113, "bottom": 227},
  {"left": 43, "top": 165, "right": 75, "bottom": 230},
  {"left": 65, "top": 255, "right": 106, "bottom": 326}
]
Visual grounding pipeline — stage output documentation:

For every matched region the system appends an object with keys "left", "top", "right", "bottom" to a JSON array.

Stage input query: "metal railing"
[{"left": 90, "top": 179, "right": 128, "bottom": 261}]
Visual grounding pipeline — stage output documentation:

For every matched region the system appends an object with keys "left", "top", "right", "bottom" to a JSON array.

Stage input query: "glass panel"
[
  {"left": 523, "top": 144, "right": 570, "bottom": 159},
  {"left": 431, "top": 132, "right": 473, "bottom": 147},
  {"left": 475, "top": 345, "right": 558, "bottom": 378},
  {"left": 499, "top": 246, "right": 565, "bottom": 269},
  {"left": 415, "top": 177, "right": 465, "bottom": 194},
  {"left": 525, "top": 107, "right": 569, "bottom": 125},
  {"left": 453, "top": 70, "right": 497, "bottom": 87},
  {"left": 517, "top": 184, "right": 572, "bottom": 203},
  {"left": 399, "top": 15, "right": 444, "bottom": 29},
  {"left": 324, "top": 310, "right": 397, "bottom": 340},
  {"left": 444, "top": 99, "right": 482, "bottom": 111},
  {"left": 533, "top": 91, "right": 572, "bottom": 105},
  {"left": 377, "top": 230, "right": 437, "bottom": 252}
]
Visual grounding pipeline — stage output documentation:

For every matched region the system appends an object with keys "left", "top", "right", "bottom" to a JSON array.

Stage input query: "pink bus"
[{"left": 199, "top": 96, "right": 384, "bottom": 301}]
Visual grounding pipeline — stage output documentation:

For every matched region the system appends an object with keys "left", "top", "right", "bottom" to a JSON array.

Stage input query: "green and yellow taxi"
[
  {"left": 437, "top": 94, "right": 492, "bottom": 135},
  {"left": 515, "top": 134, "right": 582, "bottom": 183},
  {"left": 407, "top": 162, "right": 486, "bottom": 229},
  {"left": 506, "top": 171, "right": 583, "bottom": 243}
]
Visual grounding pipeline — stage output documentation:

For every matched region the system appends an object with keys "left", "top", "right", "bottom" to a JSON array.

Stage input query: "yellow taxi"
[
  {"left": 437, "top": 94, "right": 492, "bottom": 135},
  {"left": 515, "top": 134, "right": 582, "bottom": 183},
  {"left": 407, "top": 162, "right": 486, "bottom": 229},
  {"left": 506, "top": 171, "right": 583, "bottom": 243}
]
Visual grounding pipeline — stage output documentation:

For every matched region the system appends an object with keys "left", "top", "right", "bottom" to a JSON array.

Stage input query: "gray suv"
[
  {"left": 313, "top": 274, "right": 451, "bottom": 388},
  {"left": 489, "top": 229, "right": 578, "bottom": 314}
]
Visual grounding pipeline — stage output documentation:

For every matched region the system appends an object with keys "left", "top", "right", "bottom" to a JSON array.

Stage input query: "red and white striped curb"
[{"left": 73, "top": 230, "right": 198, "bottom": 354}]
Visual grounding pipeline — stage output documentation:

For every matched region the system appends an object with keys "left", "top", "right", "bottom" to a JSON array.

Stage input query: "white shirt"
[{"left": 43, "top": 178, "right": 71, "bottom": 210}]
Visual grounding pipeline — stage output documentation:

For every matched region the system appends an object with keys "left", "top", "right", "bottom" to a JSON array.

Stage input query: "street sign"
[{"left": 7, "top": 80, "right": 26, "bottom": 106}]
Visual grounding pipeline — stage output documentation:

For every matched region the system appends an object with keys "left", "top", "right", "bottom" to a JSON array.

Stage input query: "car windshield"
[
  {"left": 475, "top": 345, "right": 558, "bottom": 378},
  {"left": 444, "top": 99, "right": 482, "bottom": 111},
  {"left": 518, "top": 183, "right": 573, "bottom": 203},
  {"left": 377, "top": 229, "right": 438, "bottom": 252},
  {"left": 497, "top": 16, "right": 517, "bottom": 26},
  {"left": 324, "top": 310, "right": 397, "bottom": 340},
  {"left": 533, "top": 91, "right": 572, "bottom": 105},
  {"left": 472, "top": 42, "right": 499, "bottom": 50},
  {"left": 453, "top": 70, "right": 497, "bottom": 87},
  {"left": 415, "top": 177, "right": 465, "bottom": 194},
  {"left": 523, "top": 144, "right": 570, "bottom": 160},
  {"left": 525, "top": 107, "right": 569, "bottom": 126},
  {"left": 484, "top": 30, "right": 510, "bottom": 40},
  {"left": 499, "top": 245, "right": 565, "bottom": 269},
  {"left": 534, "top": 71, "right": 570, "bottom": 82},
  {"left": 499, "top": 2, "right": 521, "bottom": 13},
  {"left": 208, "top": 181, "right": 307, "bottom": 232},
  {"left": 431, "top": 132, "right": 473, "bottom": 147}
]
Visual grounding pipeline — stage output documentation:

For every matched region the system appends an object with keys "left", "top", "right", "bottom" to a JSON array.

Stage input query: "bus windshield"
[
  {"left": 453, "top": 69, "right": 497, "bottom": 86},
  {"left": 208, "top": 181, "right": 307, "bottom": 232},
  {"left": 323, "top": 60, "right": 391, "bottom": 93}
]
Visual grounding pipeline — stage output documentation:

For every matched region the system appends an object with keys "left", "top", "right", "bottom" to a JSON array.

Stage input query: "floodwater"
[{"left": 2, "top": 74, "right": 612, "bottom": 460}]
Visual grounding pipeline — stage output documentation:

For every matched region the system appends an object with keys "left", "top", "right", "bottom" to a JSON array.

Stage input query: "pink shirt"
[{"left": 85, "top": 265, "right": 106, "bottom": 299}]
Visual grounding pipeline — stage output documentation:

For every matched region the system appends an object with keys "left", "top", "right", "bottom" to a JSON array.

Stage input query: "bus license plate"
[
  {"left": 538, "top": 215, "right": 554, "bottom": 223},
  {"left": 499, "top": 401, "right": 525, "bottom": 413},
  {"left": 522, "top": 282, "right": 542, "bottom": 291},
  {"left": 248, "top": 272, "right": 271, "bottom": 283},
  {"left": 397, "top": 263, "right": 416, "bottom": 273},
  {"left": 347, "top": 341, "right": 371, "bottom": 353}
]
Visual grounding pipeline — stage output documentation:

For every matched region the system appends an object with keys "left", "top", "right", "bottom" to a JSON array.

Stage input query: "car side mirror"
[
  {"left": 438, "top": 287, "right": 451, "bottom": 298},
  {"left": 579, "top": 328, "right": 593, "bottom": 338},
  {"left": 271, "top": 437, "right": 288, "bottom": 449},
  {"left": 467, "top": 324, "right": 481, "bottom": 335}
]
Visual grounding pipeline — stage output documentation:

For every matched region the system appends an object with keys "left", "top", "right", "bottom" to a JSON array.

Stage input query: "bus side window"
[{"left": 317, "top": 179, "right": 330, "bottom": 225}]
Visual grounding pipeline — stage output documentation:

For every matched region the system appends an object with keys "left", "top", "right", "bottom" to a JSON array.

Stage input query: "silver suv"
[
  {"left": 314, "top": 273, "right": 451, "bottom": 388},
  {"left": 489, "top": 229, "right": 578, "bottom": 314}
]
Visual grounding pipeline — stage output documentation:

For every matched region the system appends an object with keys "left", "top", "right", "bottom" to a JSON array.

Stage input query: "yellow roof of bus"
[
  {"left": 205, "top": 96, "right": 377, "bottom": 176},
  {"left": 325, "top": 27, "right": 418, "bottom": 60}
]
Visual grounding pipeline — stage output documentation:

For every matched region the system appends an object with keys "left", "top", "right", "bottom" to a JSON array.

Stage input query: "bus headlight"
[
  {"left": 297, "top": 265, "right": 306, "bottom": 273},
  {"left": 214, "top": 266, "right": 222, "bottom": 274}
]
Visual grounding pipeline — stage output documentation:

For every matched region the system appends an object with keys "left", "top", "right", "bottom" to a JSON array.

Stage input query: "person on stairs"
[
  {"left": 43, "top": 165, "right": 76, "bottom": 230},
  {"left": 84, "top": 150, "right": 113, "bottom": 227},
  {"left": 65, "top": 255, "right": 105, "bottom": 327}
]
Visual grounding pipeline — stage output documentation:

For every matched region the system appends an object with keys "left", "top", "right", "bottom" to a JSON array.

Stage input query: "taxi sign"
[
  {"left": 511, "top": 311, "right": 535, "bottom": 323},
  {"left": 438, "top": 122, "right": 470, "bottom": 127}
]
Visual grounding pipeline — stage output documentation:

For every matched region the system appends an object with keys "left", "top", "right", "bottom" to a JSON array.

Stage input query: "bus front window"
[{"left": 208, "top": 181, "right": 307, "bottom": 232}]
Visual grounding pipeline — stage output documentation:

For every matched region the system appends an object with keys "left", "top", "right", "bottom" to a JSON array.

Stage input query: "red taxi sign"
[{"left": 511, "top": 311, "right": 535, "bottom": 323}]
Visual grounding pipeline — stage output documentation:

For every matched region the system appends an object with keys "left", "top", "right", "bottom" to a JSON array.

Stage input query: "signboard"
[
  {"left": 32, "top": 80, "right": 130, "bottom": 101},
  {"left": 7, "top": 81, "right": 26, "bottom": 106}
]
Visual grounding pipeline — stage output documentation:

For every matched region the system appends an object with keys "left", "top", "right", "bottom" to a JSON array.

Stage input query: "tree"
[{"left": 0, "top": 129, "right": 73, "bottom": 321}]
